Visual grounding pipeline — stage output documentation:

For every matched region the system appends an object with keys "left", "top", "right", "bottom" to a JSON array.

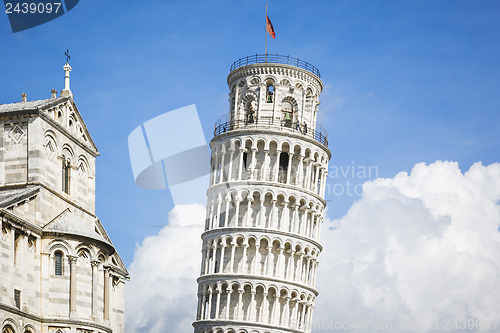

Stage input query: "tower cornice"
[
  {"left": 196, "top": 273, "right": 319, "bottom": 297},
  {"left": 201, "top": 227, "right": 323, "bottom": 252},
  {"left": 228, "top": 63, "right": 323, "bottom": 96}
]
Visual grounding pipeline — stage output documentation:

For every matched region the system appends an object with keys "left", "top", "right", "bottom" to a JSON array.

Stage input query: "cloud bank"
[
  {"left": 315, "top": 161, "right": 500, "bottom": 332},
  {"left": 126, "top": 161, "right": 500, "bottom": 333},
  {"left": 125, "top": 204, "right": 206, "bottom": 333}
]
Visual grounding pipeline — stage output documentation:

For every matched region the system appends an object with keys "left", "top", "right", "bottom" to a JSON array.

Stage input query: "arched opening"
[
  {"left": 245, "top": 98, "right": 256, "bottom": 123},
  {"left": 62, "top": 158, "right": 70, "bottom": 194},
  {"left": 2, "top": 325, "right": 15, "bottom": 333},
  {"left": 266, "top": 80, "right": 274, "bottom": 103},
  {"left": 281, "top": 100, "right": 293, "bottom": 126},
  {"left": 278, "top": 153, "right": 289, "bottom": 184},
  {"left": 54, "top": 250, "right": 63, "bottom": 276}
]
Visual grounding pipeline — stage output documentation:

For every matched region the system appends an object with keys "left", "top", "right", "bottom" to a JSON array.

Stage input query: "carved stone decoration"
[
  {"left": 44, "top": 138, "right": 56, "bottom": 160},
  {"left": 9, "top": 124, "right": 25, "bottom": 143},
  {"left": 77, "top": 163, "right": 86, "bottom": 177},
  {"left": 76, "top": 328, "right": 92, "bottom": 333},
  {"left": 48, "top": 328, "right": 68, "bottom": 333}
]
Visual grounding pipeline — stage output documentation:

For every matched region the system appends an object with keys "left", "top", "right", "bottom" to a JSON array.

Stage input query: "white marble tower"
[{"left": 193, "top": 54, "right": 331, "bottom": 333}]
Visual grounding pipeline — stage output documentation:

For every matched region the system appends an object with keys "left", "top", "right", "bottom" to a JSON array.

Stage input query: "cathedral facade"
[{"left": 0, "top": 63, "right": 127, "bottom": 333}]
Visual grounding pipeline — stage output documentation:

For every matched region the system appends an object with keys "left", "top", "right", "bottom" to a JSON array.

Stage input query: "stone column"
[
  {"left": 236, "top": 289, "right": 244, "bottom": 319},
  {"left": 196, "top": 292, "right": 203, "bottom": 320},
  {"left": 234, "top": 86, "right": 240, "bottom": 121},
  {"left": 212, "top": 153, "right": 219, "bottom": 185},
  {"left": 307, "top": 304, "right": 314, "bottom": 332},
  {"left": 250, "top": 148, "right": 257, "bottom": 180},
  {"left": 310, "top": 260, "right": 317, "bottom": 286},
  {"left": 304, "top": 256, "right": 311, "bottom": 284},
  {"left": 241, "top": 244, "right": 248, "bottom": 273},
  {"left": 253, "top": 244, "right": 261, "bottom": 274},
  {"left": 227, "top": 150, "right": 234, "bottom": 181},
  {"left": 216, "top": 198, "right": 222, "bottom": 228},
  {"left": 258, "top": 199, "right": 265, "bottom": 227},
  {"left": 305, "top": 212, "right": 311, "bottom": 238},
  {"left": 261, "top": 292, "right": 268, "bottom": 323},
  {"left": 313, "top": 164, "right": 320, "bottom": 193},
  {"left": 263, "top": 149, "right": 270, "bottom": 180},
  {"left": 318, "top": 168, "right": 325, "bottom": 196},
  {"left": 270, "top": 200, "right": 277, "bottom": 229},
  {"left": 300, "top": 302, "right": 307, "bottom": 330},
  {"left": 200, "top": 248, "right": 207, "bottom": 275},
  {"left": 91, "top": 260, "right": 100, "bottom": 320},
  {"left": 265, "top": 247, "right": 273, "bottom": 276},
  {"left": 207, "top": 288, "right": 213, "bottom": 319},
  {"left": 249, "top": 291, "right": 256, "bottom": 321},
  {"left": 271, "top": 294, "right": 278, "bottom": 325},
  {"left": 290, "top": 298, "right": 298, "bottom": 330},
  {"left": 234, "top": 197, "right": 241, "bottom": 226},
  {"left": 281, "top": 200, "right": 289, "bottom": 232},
  {"left": 297, "top": 155, "right": 304, "bottom": 186},
  {"left": 205, "top": 246, "right": 212, "bottom": 275},
  {"left": 219, "top": 152, "right": 226, "bottom": 183},
  {"left": 315, "top": 214, "right": 321, "bottom": 241},
  {"left": 286, "top": 252, "right": 293, "bottom": 280},
  {"left": 297, "top": 253, "right": 304, "bottom": 282},
  {"left": 215, "top": 284, "right": 221, "bottom": 319},
  {"left": 210, "top": 246, "right": 216, "bottom": 274},
  {"left": 305, "top": 160, "right": 312, "bottom": 189},
  {"left": 321, "top": 171, "right": 329, "bottom": 197},
  {"left": 313, "top": 261, "right": 319, "bottom": 287},
  {"left": 68, "top": 255, "right": 78, "bottom": 317},
  {"left": 274, "top": 150, "right": 281, "bottom": 182},
  {"left": 292, "top": 205, "right": 299, "bottom": 233},
  {"left": 219, "top": 244, "right": 226, "bottom": 273},
  {"left": 224, "top": 196, "right": 231, "bottom": 227},
  {"left": 238, "top": 149, "right": 245, "bottom": 180},
  {"left": 246, "top": 198, "right": 253, "bottom": 227},
  {"left": 40, "top": 252, "right": 50, "bottom": 316},
  {"left": 276, "top": 248, "right": 284, "bottom": 278},
  {"left": 286, "top": 153, "right": 293, "bottom": 184},
  {"left": 292, "top": 253, "right": 298, "bottom": 281},
  {"left": 283, "top": 296, "right": 291, "bottom": 327},
  {"left": 229, "top": 243, "right": 236, "bottom": 273},
  {"left": 103, "top": 266, "right": 111, "bottom": 322},
  {"left": 225, "top": 290, "right": 232, "bottom": 319},
  {"left": 200, "top": 292, "right": 207, "bottom": 320}
]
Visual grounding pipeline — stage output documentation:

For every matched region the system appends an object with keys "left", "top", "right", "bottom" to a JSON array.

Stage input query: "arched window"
[
  {"left": 54, "top": 251, "right": 63, "bottom": 276},
  {"left": 2, "top": 325, "right": 15, "bottom": 333},
  {"left": 281, "top": 101, "right": 293, "bottom": 124},
  {"left": 266, "top": 81, "right": 274, "bottom": 103},
  {"left": 62, "top": 159, "right": 70, "bottom": 194}
]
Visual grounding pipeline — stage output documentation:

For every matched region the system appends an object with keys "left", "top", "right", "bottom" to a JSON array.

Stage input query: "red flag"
[{"left": 266, "top": 15, "right": 276, "bottom": 39}]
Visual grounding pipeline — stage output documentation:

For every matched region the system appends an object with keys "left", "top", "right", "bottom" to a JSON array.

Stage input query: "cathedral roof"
[
  {"left": 0, "top": 96, "right": 68, "bottom": 113},
  {"left": 0, "top": 186, "right": 40, "bottom": 208},
  {"left": 0, "top": 95, "right": 99, "bottom": 156},
  {"left": 43, "top": 208, "right": 112, "bottom": 246}
]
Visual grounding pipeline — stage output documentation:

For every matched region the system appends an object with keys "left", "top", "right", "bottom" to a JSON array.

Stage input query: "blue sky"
[{"left": 1, "top": 0, "right": 499, "bottom": 265}]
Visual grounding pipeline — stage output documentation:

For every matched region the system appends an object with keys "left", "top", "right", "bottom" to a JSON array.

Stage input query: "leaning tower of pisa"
[{"left": 194, "top": 54, "right": 330, "bottom": 333}]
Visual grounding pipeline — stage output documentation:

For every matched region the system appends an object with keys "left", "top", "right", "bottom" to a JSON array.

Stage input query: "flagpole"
[{"left": 265, "top": 3, "right": 268, "bottom": 62}]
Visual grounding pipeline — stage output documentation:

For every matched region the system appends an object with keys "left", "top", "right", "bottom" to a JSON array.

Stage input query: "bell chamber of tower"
[{"left": 193, "top": 54, "right": 331, "bottom": 333}]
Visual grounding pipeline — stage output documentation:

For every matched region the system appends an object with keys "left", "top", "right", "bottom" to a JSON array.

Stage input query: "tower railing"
[
  {"left": 230, "top": 54, "right": 321, "bottom": 78},
  {"left": 214, "top": 116, "right": 328, "bottom": 147}
]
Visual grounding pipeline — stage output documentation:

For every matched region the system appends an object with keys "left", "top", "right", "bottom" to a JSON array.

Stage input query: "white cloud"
[
  {"left": 125, "top": 204, "right": 206, "bottom": 333},
  {"left": 314, "top": 161, "right": 500, "bottom": 332},
  {"left": 125, "top": 161, "right": 500, "bottom": 333}
]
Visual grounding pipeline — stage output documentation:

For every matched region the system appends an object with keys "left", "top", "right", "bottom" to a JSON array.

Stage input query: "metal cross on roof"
[{"left": 65, "top": 49, "right": 70, "bottom": 63}]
